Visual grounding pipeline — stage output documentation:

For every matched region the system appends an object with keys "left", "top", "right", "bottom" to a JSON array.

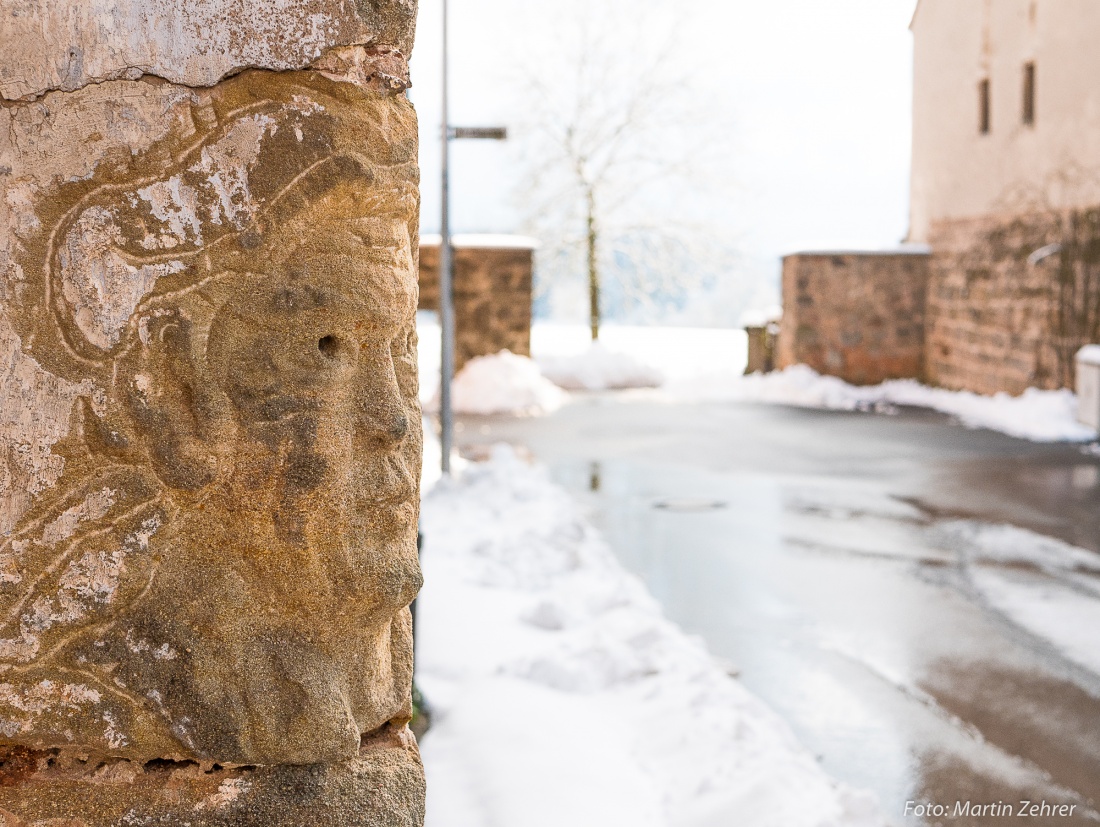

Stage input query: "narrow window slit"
[
  {"left": 1023, "top": 62, "right": 1036, "bottom": 126},
  {"left": 979, "top": 78, "right": 991, "bottom": 134}
]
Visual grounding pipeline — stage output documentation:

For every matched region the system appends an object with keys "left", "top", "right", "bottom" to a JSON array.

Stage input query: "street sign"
[{"left": 450, "top": 126, "right": 508, "bottom": 140}]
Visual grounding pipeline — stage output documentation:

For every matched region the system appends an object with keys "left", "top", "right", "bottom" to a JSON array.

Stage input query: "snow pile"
[
  {"left": 426, "top": 350, "right": 567, "bottom": 416},
  {"left": 531, "top": 324, "right": 747, "bottom": 383},
  {"left": 418, "top": 320, "right": 746, "bottom": 401},
  {"left": 937, "top": 521, "right": 1100, "bottom": 676},
  {"left": 739, "top": 304, "right": 782, "bottom": 328},
  {"left": 667, "top": 364, "right": 1098, "bottom": 443},
  {"left": 669, "top": 364, "right": 877, "bottom": 409},
  {"left": 415, "top": 318, "right": 1095, "bottom": 442},
  {"left": 538, "top": 342, "right": 664, "bottom": 391},
  {"left": 417, "top": 447, "right": 883, "bottom": 827},
  {"left": 872, "top": 382, "right": 1094, "bottom": 442}
]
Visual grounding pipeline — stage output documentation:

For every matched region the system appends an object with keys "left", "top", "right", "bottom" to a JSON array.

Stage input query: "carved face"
[
  {"left": 139, "top": 221, "right": 426, "bottom": 763},
  {"left": 0, "top": 73, "right": 424, "bottom": 766},
  {"left": 207, "top": 223, "right": 421, "bottom": 558}
]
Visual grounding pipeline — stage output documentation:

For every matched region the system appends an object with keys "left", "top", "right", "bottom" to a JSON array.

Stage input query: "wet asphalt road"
[{"left": 451, "top": 395, "right": 1100, "bottom": 827}]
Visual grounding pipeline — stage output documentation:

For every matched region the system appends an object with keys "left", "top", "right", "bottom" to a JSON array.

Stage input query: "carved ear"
[
  {"left": 123, "top": 311, "right": 219, "bottom": 492},
  {"left": 75, "top": 396, "right": 134, "bottom": 460}
]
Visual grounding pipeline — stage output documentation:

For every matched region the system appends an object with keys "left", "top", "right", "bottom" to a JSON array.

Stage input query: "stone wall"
[
  {"left": 777, "top": 252, "right": 931, "bottom": 385},
  {"left": 0, "top": 2, "right": 424, "bottom": 824},
  {"left": 419, "top": 239, "right": 534, "bottom": 371},
  {"left": 926, "top": 208, "right": 1100, "bottom": 394}
]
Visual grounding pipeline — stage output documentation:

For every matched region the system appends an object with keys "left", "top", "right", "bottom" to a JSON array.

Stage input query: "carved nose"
[
  {"left": 359, "top": 376, "right": 408, "bottom": 447},
  {"left": 354, "top": 339, "right": 410, "bottom": 448}
]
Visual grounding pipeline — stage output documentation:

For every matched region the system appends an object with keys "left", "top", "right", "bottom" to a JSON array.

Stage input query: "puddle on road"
[{"left": 546, "top": 456, "right": 1100, "bottom": 826}]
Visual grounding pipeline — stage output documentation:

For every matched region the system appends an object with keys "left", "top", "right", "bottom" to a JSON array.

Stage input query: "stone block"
[
  {"left": 0, "top": 1, "right": 424, "bottom": 823},
  {"left": 0, "top": 725, "right": 424, "bottom": 826}
]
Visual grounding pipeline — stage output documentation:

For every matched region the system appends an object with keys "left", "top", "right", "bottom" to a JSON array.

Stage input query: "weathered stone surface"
[
  {"left": 0, "top": 724, "right": 424, "bottom": 826},
  {"left": 0, "top": 0, "right": 424, "bottom": 822},
  {"left": 0, "top": 0, "right": 417, "bottom": 101},
  {"left": 926, "top": 208, "right": 1100, "bottom": 394},
  {"left": 1, "top": 66, "right": 423, "bottom": 764}
]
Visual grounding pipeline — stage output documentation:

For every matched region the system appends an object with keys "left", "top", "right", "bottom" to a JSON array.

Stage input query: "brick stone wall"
[
  {"left": 925, "top": 208, "right": 1100, "bottom": 394},
  {"left": 778, "top": 252, "right": 931, "bottom": 385},
  {"left": 419, "top": 241, "right": 534, "bottom": 372}
]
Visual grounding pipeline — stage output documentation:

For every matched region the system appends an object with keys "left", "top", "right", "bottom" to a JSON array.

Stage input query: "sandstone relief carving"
[{"left": 0, "top": 70, "right": 423, "bottom": 769}]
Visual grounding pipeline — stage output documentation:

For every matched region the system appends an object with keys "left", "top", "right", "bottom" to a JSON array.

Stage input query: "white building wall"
[{"left": 909, "top": 0, "right": 1100, "bottom": 241}]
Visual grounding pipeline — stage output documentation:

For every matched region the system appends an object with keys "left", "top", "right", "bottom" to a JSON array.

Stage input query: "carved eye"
[{"left": 317, "top": 335, "right": 340, "bottom": 359}]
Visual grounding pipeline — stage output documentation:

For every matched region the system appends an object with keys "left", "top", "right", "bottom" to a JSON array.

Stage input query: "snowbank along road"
[{"left": 449, "top": 395, "right": 1100, "bottom": 827}]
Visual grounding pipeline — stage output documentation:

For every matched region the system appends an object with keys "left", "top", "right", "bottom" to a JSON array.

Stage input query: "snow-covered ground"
[
  {"left": 416, "top": 446, "right": 883, "bottom": 827},
  {"left": 666, "top": 364, "right": 1096, "bottom": 443},
  {"left": 414, "top": 322, "right": 1100, "bottom": 825},
  {"left": 532, "top": 324, "right": 745, "bottom": 391},
  {"left": 416, "top": 319, "right": 1097, "bottom": 443},
  {"left": 538, "top": 342, "right": 664, "bottom": 391},
  {"left": 936, "top": 520, "right": 1100, "bottom": 676},
  {"left": 418, "top": 320, "right": 745, "bottom": 403}
]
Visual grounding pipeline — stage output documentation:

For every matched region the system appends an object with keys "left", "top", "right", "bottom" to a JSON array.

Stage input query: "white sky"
[{"left": 410, "top": 0, "right": 920, "bottom": 292}]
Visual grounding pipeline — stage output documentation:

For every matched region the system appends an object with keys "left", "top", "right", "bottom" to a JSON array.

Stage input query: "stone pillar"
[{"left": 0, "top": 3, "right": 424, "bottom": 824}]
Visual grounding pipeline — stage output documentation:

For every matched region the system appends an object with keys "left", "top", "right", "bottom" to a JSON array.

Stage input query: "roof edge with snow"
[
  {"left": 1077, "top": 344, "right": 1100, "bottom": 366},
  {"left": 782, "top": 244, "right": 932, "bottom": 259},
  {"left": 420, "top": 233, "right": 540, "bottom": 250}
]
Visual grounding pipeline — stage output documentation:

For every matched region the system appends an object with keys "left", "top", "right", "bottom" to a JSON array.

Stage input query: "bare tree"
[{"left": 510, "top": 0, "right": 734, "bottom": 339}]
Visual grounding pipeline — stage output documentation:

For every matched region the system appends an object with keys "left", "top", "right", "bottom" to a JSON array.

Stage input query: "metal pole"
[{"left": 439, "top": 0, "right": 454, "bottom": 476}]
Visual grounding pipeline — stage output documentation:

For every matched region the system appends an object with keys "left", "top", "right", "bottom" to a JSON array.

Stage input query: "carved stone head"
[{"left": 0, "top": 71, "right": 422, "bottom": 764}]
